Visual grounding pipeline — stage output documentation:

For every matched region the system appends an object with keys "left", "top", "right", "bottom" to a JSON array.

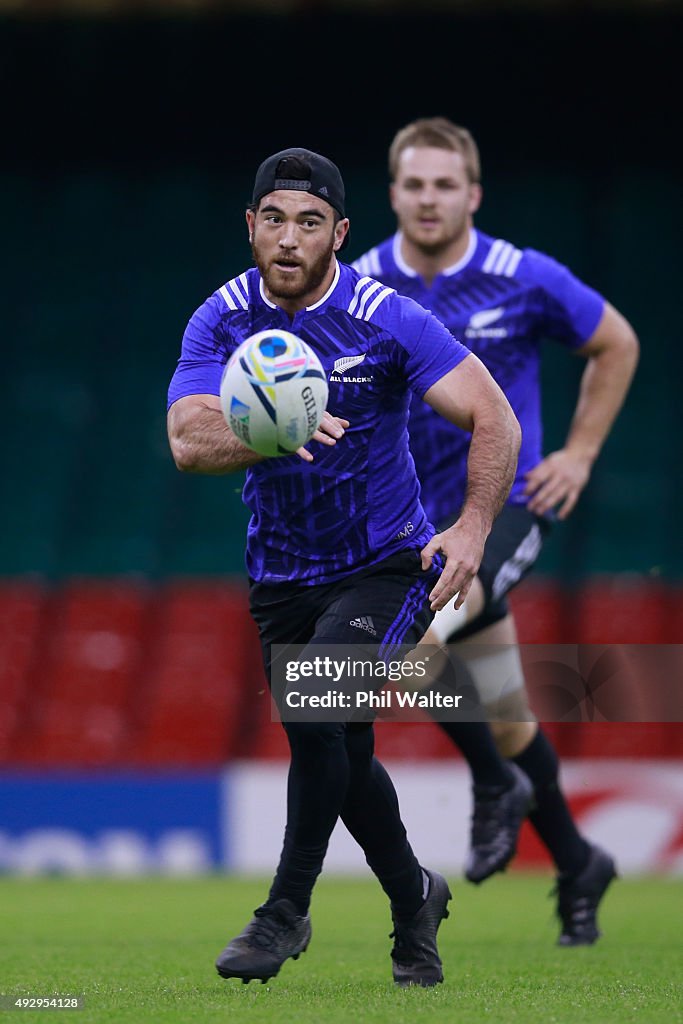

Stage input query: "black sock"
[
  {"left": 438, "top": 720, "right": 514, "bottom": 789},
  {"left": 340, "top": 725, "right": 424, "bottom": 918},
  {"left": 512, "top": 728, "right": 590, "bottom": 876}
]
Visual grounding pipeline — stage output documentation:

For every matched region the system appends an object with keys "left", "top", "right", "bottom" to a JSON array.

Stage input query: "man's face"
[
  {"left": 247, "top": 191, "right": 347, "bottom": 304},
  {"left": 390, "top": 146, "right": 482, "bottom": 254}
]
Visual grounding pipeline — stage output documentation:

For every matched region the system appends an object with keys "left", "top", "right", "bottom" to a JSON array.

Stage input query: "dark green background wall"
[{"left": 2, "top": 10, "right": 681, "bottom": 580}]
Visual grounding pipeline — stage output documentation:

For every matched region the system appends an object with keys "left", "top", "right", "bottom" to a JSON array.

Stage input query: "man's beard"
[
  {"left": 407, "top": 215, "right": 468, "bottom": 256},
  {"left": 252, "top": 238, "right": 335, "bottom": 302},
  {"left": 412, "top": 238, "right": 451, "bottom": 257}
]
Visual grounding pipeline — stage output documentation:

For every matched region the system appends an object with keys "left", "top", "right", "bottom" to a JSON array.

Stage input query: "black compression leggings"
[{"left": 268, "top": 721, "right": 423, "bottom": 917}]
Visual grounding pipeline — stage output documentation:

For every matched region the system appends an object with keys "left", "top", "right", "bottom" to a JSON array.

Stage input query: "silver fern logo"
[
  {"left": 466, "top": 307, "right": 507, "bottom": 339},
  {"left": 330, "top": 353, "right": 373, "bottom": 384},
  {"left": 333, "top": 353, "right": 366, "bottom": 374},
  {"left": 469, "top": 307, "right": 504, "bottom": 329}
]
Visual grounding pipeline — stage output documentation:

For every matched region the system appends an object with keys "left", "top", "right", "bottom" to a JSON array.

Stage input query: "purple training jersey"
[
  {"left": 353, "top": 229, "right": 605, "bottom": 527},
  {"left": 168, "top": 261, "right": 469, "bottom": 584}
]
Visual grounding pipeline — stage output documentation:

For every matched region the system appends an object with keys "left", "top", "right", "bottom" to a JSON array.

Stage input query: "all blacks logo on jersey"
[
  {"left": 329, "top": 353, "right": 374, "bottom": 384},
  {"left": 465, "top": 306, "right": 508, "bottom": 339}
]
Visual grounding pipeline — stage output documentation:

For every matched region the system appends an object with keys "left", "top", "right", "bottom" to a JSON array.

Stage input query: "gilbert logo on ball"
[{"left": 220, "top": 330, "right": 328, "bottom": 457}]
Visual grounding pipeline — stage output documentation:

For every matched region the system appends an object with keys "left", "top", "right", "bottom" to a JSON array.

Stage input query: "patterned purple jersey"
[
  {"left": 168, "top": 261, "right": 469, "bottom": 584},
  {"left": 353, "top": 229, "right": 605, "bottom": 527}
]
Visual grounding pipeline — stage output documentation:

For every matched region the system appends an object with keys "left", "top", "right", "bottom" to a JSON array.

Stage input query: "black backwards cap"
[{"left": 252, "top": 148, "right": 349, "bottom": 250}]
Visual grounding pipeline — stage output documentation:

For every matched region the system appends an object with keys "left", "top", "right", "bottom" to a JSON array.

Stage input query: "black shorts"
[
  {"left": 438, "top": 504, "right": 550, "bottom": 639},
  {"left": 249, "top": 548, "right": 441, "bottom": 687}
]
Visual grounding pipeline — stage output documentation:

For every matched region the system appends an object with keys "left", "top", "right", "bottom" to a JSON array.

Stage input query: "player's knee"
[
  {"left": 482, "top": 679, "right": 537, "bottom": 758},
  {"left": 465, "top": 643, "right": 525, "bottom": 708},
  {"left": 489, "top": 718, "right": 537, "bottom": 759}
]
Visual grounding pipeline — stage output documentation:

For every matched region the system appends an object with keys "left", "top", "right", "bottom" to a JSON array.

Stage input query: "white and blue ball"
[{"left": 220, "top": 330, "right": 328, "bottom": 457}]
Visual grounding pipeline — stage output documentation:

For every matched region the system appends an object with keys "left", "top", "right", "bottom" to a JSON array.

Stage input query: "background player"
[
  {"left": 167, "top": 148, "right": 521, "bottom": 985},
  {"left": 353, "top": 118, "right": 639, "bottom": 945}
]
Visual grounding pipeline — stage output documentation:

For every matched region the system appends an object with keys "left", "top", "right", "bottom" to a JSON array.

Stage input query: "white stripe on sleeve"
[
  {"left": 219, "top": 285, "right": 237, "bottom": 310},
  {"left": 482, "top": 238, "right": 505, "bottom": 274},
  {"left": 363, "top": 286, "right": 394, "bottom": 321}
]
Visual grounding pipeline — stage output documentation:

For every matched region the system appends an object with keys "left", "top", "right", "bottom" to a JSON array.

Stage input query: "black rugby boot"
[
  {"left": 556, "top": 844, "right": 617, "bottom": 947},
  {"left": 215, "top": 899, "right": 311, "bottom": 983},
  {"left": 465, "top": 763, "right": 533, "bottom": 884},
  {"left": 390, "top": 869, "right": 452, "bottom": 987}
]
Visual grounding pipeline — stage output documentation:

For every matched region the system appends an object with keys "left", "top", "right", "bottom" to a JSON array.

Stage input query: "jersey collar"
[
  {"left": 392, "top": 228, "right": 478, "bottom": 279},
  {"left": 258, "top": 260, "right": 341, "bottom": 312},
  {"left": 392, "top": 232, "right": 418, "bottom": 277},
  {"left": 441, "top": 228, "right": 478, "bottom": 276}
]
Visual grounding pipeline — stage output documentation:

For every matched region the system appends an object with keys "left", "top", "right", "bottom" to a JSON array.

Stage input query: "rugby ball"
[{"left": 220, "top": 330, "right": 328, "bottom": 457}]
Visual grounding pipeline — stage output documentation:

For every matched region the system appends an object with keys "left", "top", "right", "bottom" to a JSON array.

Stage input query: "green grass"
[{"left": 0, "top": 875, "right": 681, "bottom": 1024}]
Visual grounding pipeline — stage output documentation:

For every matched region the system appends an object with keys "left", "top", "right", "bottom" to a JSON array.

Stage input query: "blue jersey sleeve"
[
  {"left": 167, "top": 293, "right": 228, "bottom": 409},
  {"left": 388, "top": 295, "right": 471, "bottom": 397},
  {"left": 521, "top": 249, "right": 605, "bottom": 349}
]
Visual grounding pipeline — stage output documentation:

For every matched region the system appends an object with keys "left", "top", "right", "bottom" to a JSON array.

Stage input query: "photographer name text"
[{"left": 284, "top": 690, "right": 461, "bottom": 709}]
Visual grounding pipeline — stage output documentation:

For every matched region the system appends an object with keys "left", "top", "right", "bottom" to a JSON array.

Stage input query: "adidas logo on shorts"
[{"left": 349, "top": 615, "right": 377, "bottom": 636}]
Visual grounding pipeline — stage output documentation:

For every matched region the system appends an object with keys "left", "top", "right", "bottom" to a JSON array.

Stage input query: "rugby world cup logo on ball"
[{"left": 220, "top": 330, "right": 328, "bottom": 457}]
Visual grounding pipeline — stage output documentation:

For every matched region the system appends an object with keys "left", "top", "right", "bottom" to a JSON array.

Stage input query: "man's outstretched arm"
[{"left": 168, "top": 394, "right": 348, "bottom": 474}]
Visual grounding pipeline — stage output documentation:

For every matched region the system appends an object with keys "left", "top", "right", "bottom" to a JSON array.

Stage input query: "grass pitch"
[{"left": 0, "top": 874, "right": 681, "bottom": 1024}]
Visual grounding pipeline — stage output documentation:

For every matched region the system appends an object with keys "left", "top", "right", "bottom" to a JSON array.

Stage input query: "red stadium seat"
[
  {"left": 10, "top": 580, "right": 149, "bottom": 765},
  {"left": 666, "top": 584, "right": 683, "bottom": 643},
  {"left": 576, "top": 722, "right": 683, "bottom": 759},
  {"left": 14, "top": 698, "right": 129, "bottom": 766},
  {"left": 0, "top": 581, "right": 46, "bottom": 759},
  {"left": 6, "top": 576, "right": 679, "bottom": 769},
  {"left": 576, "top": 577, "right": 670, "bottom": 644},
  {"left": 246, "top": 717, "right": 291, "bottom": 760},
  {"left": 509, "top": 578, "right": 567, "bottom": 643},
  {"left": 126, "top": 581, "right": 256, "bottom": 766}
]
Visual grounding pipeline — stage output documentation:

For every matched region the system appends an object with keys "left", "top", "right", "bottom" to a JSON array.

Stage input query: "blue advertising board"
[{"left": 0, "top": 774, "right": 226, "bottom": 874}]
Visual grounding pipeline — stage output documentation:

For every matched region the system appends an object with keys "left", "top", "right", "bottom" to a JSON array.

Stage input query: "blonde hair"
[{"left": 389, "top": 117, "right": 481, "bottom": 184}]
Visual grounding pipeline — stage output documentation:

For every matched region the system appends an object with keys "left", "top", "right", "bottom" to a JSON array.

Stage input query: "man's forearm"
[
  {"left": 460, "top": 408, "right": 520, "bottom": 531},
  {"left": 420, "top": 403, "right": 520, "bottom": 613},
  {"left": 422, "top": 358, "right": 521, "bottom": 533},
  {"left": 565, "top": 346, "right": 638, "bottom": 465},
  {"left": 170, "top": 404, "right": 263, "bottom": 475}
]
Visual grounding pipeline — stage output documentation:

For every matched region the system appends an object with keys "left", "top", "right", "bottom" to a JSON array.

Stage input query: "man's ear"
[
  {"left": 333, "top": 218, "right": 350, "bottom": 252},
  {"left": 246, "top": 208, "right": 255, "bottom": 243},
  {"left": 468, "top": 183, "right": 483, "bottom": 216}
]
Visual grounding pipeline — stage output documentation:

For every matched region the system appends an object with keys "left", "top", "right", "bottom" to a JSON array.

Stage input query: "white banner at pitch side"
[{"left": 226, "top": 760, "right": 683, "bottom": 876}]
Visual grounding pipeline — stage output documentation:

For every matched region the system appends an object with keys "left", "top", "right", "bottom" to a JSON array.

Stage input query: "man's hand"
[
  {"left": 296, "top": 412, "right": 350, "bottom": 462},
  {"left": 421, "top": 517, "right": 488, "bottom": 611},
  {"left": 524, "top": 448, "right": 592, "bottom": 519}
]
